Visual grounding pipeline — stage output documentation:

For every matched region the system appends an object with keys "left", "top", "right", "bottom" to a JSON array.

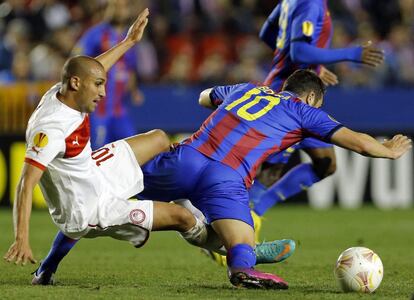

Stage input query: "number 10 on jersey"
[{"left": 225, "top": 88, "right": 281, "bottom": 121}]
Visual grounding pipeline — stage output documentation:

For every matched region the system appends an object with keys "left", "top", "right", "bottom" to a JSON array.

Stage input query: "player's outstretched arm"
[
  {"left": 4, "top": 164, "right": 43, "bottom": 265},
  {"left": 331, "top": 127, "right": 412, "bottom": 159},
  {"left": 95, "top": 8, "right": 149, "bottom": 72},
  {"left": 259, "top": 5, "right": 281, "bottom": 50},
  {"left": 290, "top": 40, "right": 384, "bottom": 67}
]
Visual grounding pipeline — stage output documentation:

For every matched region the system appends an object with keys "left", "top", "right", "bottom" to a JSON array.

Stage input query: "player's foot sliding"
[
  {"left": 228, "top": 267, "right": 288, "bottom": 289},
  {"left": 31, "top": 267, "right": 55, "bottom": 285}
]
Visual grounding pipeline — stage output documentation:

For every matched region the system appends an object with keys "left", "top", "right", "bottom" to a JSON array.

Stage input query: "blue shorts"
[
  {"left": 139, "top": 145, "right": 253, "bottom": 227},
  {"left": 266, "top": 137, "right": 333, "bottom": 164}
]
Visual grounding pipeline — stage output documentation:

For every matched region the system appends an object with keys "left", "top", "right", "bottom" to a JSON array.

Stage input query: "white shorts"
[
  {"left": 66, "top": 140, "right": 153, "bottom": 247},
  {"left": 83, "top": 198, "right": 153, "bottom": 247}
]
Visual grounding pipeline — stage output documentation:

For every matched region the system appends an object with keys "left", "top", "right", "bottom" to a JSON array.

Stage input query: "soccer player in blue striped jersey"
[
  {"left": 250, "top": 0, "right": 384, "bottom": 219},
  {"left": 72, "top": 0, "right": 140, "bottom": 149},
  {"left": 139, "top": 70, "right": 410, "bottom": 289}
]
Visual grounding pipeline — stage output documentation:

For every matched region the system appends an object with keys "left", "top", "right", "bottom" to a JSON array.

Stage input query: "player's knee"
[
  {"left": 313, "top": 157, "right": 336, "bottom": 179},
  {"left": 149, "top": 129, "right": 170, "bottom": 153}
]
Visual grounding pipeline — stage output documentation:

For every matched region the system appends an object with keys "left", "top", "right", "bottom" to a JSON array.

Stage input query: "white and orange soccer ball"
[{"left": 334, "top": 247, "right": 383, "bottom": 293}]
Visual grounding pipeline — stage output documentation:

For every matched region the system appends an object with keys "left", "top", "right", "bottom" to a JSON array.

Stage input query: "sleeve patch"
[
  {"left": 33, "top": 132, "right": 49, "bottom": 148},
  {"left": 302, "top": 21, "right": 314, "bottom": 37}
]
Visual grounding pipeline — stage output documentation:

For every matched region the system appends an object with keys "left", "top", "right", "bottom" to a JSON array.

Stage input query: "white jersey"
[{"left": 25, "top": 83, "right": 144, "bottom": 236}]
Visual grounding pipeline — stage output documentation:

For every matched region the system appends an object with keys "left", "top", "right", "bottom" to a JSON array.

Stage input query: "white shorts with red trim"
[
  {"left": 63, "top": 139, "right": 153, "bottom": 247},
  {"left": 82, "top": 199, "right": 153, "bottom": 247}
]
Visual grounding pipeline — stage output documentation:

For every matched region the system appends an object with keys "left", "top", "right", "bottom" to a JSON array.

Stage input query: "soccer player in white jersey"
[{"left": 3, "top": 8, "right": 209, "bottom": 284}]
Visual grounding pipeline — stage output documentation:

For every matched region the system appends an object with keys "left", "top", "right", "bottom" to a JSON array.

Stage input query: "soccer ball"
[{"left": 334, "top": 247, "right": 383, "bottom": 293}]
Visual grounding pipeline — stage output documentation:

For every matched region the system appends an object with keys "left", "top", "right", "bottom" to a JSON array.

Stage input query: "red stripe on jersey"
[
  {"left": 279, "top": 129, "right": 303, "bottom": 151},
  {"left": 197, "top": 113, "right": 240, "bottom": 157},
  {"left": 222, "top": 126, "right": 268, "bottom": 186},
  {"left": 247, "top": 144, "right": 281, "bottom": 188},
  {"left": 184, "top": 111, "right": 217, "bottom": 145},
  {"left": 316, "top": 4, "right": 332, "bottom": 48},
  {"left": 24, "top": 157, "right": 46, "bottom": 171},
  {"left": 64, "top": 115, "right": 90, "bottom": 158}
]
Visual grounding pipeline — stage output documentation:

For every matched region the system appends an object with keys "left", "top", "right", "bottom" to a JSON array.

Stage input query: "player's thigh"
[
  {"left": 94, "top": 139, "right": 144, "bottom": 199},
  {"left": 124, "top": 129, "right": 170, "bottom": 165},
  {"left": 211, "top": 219, "right": 255, "bottom": 249},
  {"left": 190, "top": 160, "right": 253, "bottom": 243}
]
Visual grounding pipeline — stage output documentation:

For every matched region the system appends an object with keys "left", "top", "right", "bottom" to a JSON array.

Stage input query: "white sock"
[
  {"left": 180, "top": 219, "right": 227, "bottom": 254},
  {"left": 180, "top": 217, "right": 208, "bottom": 247}
]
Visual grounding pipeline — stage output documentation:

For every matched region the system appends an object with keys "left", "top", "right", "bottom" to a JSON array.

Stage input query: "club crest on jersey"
[
  {"left": 129, "top": 209, "right": 146, "bottom": 225},
  {"left": 302, "top": 21, "right": 314, "bottom": 37}
]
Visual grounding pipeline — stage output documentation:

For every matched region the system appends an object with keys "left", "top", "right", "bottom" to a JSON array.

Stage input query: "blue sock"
[
  {"left": 227, "top": 244, "right": 256, "bottom": 269},
  {"left": 254, "top": 163, "right": 321, "bottom": 216},
  {"left": 39, "top": 231, "right": 78, "bottom": 274},
  {"left": 249, "top": 180, "right": 267, "bottom": 208}
]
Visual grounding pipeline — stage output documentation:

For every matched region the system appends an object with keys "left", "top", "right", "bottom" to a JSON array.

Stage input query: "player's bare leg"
[
  {"left": 124, "top": 129, "right": 170, "bottom": 166},
  {"left": 152, "top": 201, "right": 209, "bottom": 248}
]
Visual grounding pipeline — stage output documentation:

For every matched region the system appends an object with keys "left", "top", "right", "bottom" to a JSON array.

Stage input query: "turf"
[{"left": 1, "top": 205, "right": 413, "bottom": 299}]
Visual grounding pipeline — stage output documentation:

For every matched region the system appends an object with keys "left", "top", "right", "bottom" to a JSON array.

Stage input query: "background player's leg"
[
  {"left": 90, "top": 114, "right": 108, "bottom": 150},
  {"left": 124, "top": 129, "right": 170, "bottom": 166},
  {"left": 111, "top": 114, "right": 136, "bottom": 141},
  {"left": 253, "top": 145, "right": 336, "bottom": 217}
]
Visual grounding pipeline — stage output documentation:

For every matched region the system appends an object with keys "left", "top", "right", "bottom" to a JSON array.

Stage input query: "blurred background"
[{"left": 0, "top": 0, "right": 413, "bottom": 209}]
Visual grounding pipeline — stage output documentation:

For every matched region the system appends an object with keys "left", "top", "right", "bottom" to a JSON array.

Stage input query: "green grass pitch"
[{"left": 1, "top": 205, "right": 413, "bottom": 299}]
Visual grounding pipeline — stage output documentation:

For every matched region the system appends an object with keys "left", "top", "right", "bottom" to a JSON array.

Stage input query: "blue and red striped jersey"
[
  {"left": 263, "top": 0, "right": 332, "bottom": 90},
  {"left": 73, "top": 23, "right": 137, "bottom": 117},
  {"left": 184, "top": 83, "right": 342, "bottom": 188}
]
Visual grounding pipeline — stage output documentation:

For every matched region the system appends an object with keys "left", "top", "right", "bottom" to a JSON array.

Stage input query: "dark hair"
[{"left": 282, "top": 69, "right": 326, "bottom": 100}]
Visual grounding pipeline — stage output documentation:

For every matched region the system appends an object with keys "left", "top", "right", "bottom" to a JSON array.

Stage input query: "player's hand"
[
  {"left": 360, "top": 41, "right": 384, "bottom": 67},
  {"left": 318, "top": 66, "right": 339, "bottom": 86},
  {"left": 382, "top": 135, "right": 412, "bottom": 159},
  {"left": 4, "top": 239, "right": 37, "bottom": 266},
  {"left": 124, "top": 8, "right": 149, "bottom": 44}
]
